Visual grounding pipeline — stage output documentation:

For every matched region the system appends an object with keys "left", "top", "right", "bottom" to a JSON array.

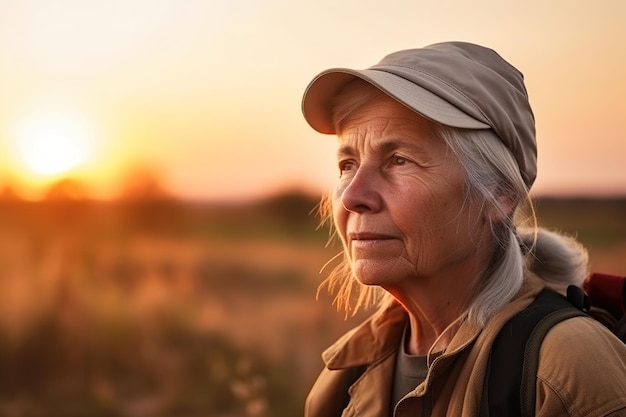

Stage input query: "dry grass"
[{"left": 0, "top": 194, "right": 622, "bottom": 416}]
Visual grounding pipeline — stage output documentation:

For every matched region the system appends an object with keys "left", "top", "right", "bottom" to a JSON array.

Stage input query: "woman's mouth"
[{"left": 349, "top": 232, "right": 396, "bottom": 241}]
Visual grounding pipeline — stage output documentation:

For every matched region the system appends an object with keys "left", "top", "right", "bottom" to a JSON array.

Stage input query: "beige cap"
[{"left": 301, "top": 41, "right": 537, "bottom": 188}]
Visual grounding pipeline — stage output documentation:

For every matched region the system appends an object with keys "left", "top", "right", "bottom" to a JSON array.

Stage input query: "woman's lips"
[
  {"left": 349, "top": 233, "right": 397, "bottom": 252},
  {"left": 348, "top": 232, "right": 396, "bottom": 241}
]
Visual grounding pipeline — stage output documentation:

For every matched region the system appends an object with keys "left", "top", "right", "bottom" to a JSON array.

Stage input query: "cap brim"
[{"left": 302, "top": 68, "right": 490, "bottom": 134}]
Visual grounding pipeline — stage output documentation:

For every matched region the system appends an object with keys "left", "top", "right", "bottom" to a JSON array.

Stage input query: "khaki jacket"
[{"left": 305, "top": 276, "right": 626, "bottom": 417}]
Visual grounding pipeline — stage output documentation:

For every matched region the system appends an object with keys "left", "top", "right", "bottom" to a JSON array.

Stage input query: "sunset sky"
[{"left": 0, "top": 0, "right": 624, "bottom": 201}]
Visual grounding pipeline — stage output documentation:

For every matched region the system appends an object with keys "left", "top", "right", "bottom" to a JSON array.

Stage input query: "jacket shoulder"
[{"left": 536, "top": 316, "right": 626, "bottom": 417}]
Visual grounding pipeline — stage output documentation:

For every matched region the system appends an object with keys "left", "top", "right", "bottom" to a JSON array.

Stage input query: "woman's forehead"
[{"left": 336, "top": 102, "right": 442, "bottom": 153}]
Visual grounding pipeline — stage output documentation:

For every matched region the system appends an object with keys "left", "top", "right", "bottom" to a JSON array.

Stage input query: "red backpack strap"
[{"left": 583, "top": 273, "right": 626, "bottom": 320}]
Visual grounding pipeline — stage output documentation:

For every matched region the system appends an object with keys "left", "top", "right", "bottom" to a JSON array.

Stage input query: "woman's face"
[{"left": 332, "top": 94, "right": 492, "bottom": 293}]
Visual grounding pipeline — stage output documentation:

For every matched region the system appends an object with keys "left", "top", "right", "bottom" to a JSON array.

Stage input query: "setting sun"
[{"left": 12, "top": 107, "right": 97, "bottom": 177}]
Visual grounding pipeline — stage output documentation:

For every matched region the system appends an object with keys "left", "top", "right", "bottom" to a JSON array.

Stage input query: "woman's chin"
[{"left": 352, "top": 264, "right": 399, "bottom": 288}]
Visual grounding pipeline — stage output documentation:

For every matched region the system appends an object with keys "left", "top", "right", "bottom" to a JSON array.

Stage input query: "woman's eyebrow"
[
  {"left": 336, "top": 137, "right": 431, "bottom": 158},
  {"left": 375, "top": 138, "right": 430, "bottom": 156},
  {"left": 336, "top": 144, "right": 356, "bottom": 158},
  {"left": 335, "top": 142, "right": 402, "bottom": 158}
]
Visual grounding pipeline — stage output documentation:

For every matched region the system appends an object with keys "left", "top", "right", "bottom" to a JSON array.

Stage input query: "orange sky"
[{"left": 0, "top": 0, "right": 624, "bottom": 201}]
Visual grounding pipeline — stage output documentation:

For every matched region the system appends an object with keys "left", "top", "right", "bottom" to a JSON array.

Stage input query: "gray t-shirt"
[{"left": 391, "top": 325, "right": 441, "bottom": 410}]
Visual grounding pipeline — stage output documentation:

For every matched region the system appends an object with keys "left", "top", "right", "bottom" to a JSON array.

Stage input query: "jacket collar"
[{"left": 322, "top": 301, "right": 407, "bottom": 369}]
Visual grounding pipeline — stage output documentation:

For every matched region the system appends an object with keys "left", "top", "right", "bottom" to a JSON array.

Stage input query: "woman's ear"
[{"left": 487, "top": 191, "right": 519, "bottom": 224}]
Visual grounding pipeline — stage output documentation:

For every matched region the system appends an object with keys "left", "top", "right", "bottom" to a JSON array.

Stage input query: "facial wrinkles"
[
  {"left": 348, "top": 113, "right": 436, "bottom": 150},
  {"left": 338, "top": 139, "right": 422, "bottom": 272},
  {"left": 389, "top": 154, "right": 470, "bottom": 277},
  {"left": 394, "top": 178, "right": 454, "bottom": 277},
  {"left": 338, "top": 117, "right": 395, "bottom": 163},
  {"left": 335, "top": 97, "right": 488, "bottom": 284}
]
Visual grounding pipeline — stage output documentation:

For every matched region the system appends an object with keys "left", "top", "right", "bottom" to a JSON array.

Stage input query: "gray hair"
[{"left": 439, "top": 126, "right": 588, "bottom": 325}]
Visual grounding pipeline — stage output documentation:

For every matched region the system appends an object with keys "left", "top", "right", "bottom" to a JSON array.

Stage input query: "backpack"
[{"left": 481, "top": 273, "right": 626, "bottom": 417}]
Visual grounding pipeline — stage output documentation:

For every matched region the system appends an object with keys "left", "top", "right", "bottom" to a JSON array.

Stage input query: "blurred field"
[{"left": 0, "top": 192, "right": 623, "bottom": 417}]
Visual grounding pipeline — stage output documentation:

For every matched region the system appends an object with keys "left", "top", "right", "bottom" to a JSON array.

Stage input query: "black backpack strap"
[{"left": 481, "top": 288, "right": 587, "bottom": 417}]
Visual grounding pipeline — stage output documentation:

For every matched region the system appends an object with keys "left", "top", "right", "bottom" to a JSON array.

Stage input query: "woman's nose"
[{"left": 340, "top": 166, "right": 383, "bottom": 213}]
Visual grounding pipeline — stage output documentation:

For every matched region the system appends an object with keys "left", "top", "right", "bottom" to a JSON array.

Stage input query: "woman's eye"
[
  {"left": 392, "top": 155, "right": 409, "bottom": 166},
  {"left": 339, "top": 161, "right": 356, "bottom": 176}
]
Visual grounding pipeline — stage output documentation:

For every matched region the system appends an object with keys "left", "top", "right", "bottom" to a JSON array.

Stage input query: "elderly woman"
[{"left": 300, "top": 42, "right": 626, "bottom": 417}]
